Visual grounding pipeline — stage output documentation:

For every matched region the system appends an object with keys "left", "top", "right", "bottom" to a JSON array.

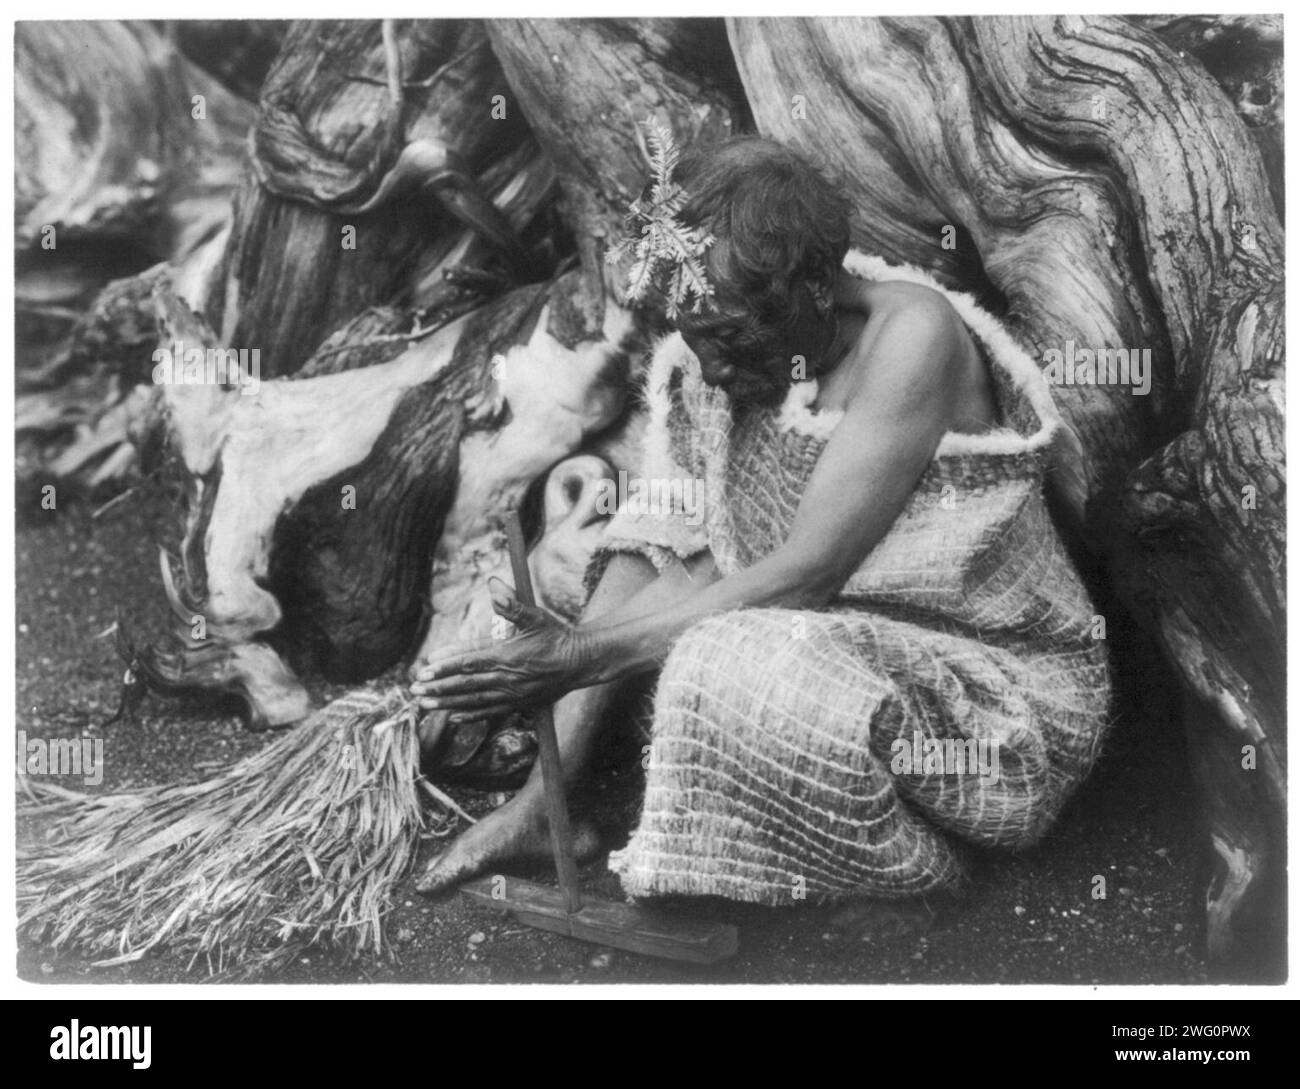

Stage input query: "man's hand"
[{"left": 410, "top": 576, "right": 594, "bottom": 720}]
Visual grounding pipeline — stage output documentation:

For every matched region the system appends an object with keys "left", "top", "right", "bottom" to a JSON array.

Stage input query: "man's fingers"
[
  {"left": 416, "top": 689, "right": 515, "bottom": 713},
  {"left": 413, "top": 654, "right": 493, "bottom": 682},
  {"left": 434, "top": 688, "right": 513, "bottom": 710},
  {"left": 413, "top": 670, "right": 514, "bottom": 697}
]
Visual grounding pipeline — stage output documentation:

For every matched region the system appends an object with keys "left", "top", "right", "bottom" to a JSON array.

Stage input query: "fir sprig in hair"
[{"left": 607, "top": 117, "right": 716, "bottom": 320}]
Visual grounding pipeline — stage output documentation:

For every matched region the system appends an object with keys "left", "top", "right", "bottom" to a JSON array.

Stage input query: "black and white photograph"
[{"left": 6, "top": 2, "right": 1289, "bottom": 1020}]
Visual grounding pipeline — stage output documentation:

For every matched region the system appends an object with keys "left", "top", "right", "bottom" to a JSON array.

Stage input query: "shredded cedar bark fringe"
[{"left": 17, "top": 687, "right": 461, "bottom": 979}]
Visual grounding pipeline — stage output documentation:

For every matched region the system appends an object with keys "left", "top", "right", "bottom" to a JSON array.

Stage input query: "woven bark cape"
[{"left": 592, "top": 251, "right": 1113, "bottom": 904}]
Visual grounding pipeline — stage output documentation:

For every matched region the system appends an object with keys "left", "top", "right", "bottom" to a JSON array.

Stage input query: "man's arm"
[
  {"left": 578, "top": 297, "right": 963, "bottom": 683},
  {"left": 588, "top": 549, "right": 722, "bottom": 628},
  {"left": 415, "top": 295, "right": 965, "bottom": 712}
]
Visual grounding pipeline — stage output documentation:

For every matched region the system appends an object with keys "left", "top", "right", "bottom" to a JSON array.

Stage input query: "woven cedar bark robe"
[{"left": 591, "top": 251, "right": 1112, "bottom": 904}]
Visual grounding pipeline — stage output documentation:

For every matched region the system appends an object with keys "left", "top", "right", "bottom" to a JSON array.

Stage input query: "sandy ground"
[{"left": 15, "top": 491, "right": 1218, "bottom": 986}]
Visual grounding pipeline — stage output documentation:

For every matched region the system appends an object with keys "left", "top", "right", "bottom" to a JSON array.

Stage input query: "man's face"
[
  {"left": 675, "top": 278, "right": 834, "bottom": 407},
  {"left": 677, "top": 319, "right": 792, "bottom": 408}
]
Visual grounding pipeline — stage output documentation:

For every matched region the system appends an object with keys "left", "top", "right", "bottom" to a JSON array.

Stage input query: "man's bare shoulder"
[
  {"left": 860, "top": 279, "right": 960, "bottom": 328},
  {"left": 826, "top": 279, "right": 969, "bottom": 426},
  {"left": 843, "top": 278, "right": 997, "bottom": 434}
]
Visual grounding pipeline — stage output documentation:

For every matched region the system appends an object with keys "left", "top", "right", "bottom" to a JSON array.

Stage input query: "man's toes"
[
  {"left": 415, "top": 843, "right": 482, "bottom": 897},
  {"left": 414, "top": 811, "right": 603, "bottom": 897},
  {"left": 414, "top": 857, "right": 460, "bottom": 898}
]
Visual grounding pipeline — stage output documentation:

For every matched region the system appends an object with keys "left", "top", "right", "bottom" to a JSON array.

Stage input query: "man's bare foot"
[
  {"left": 826, "top": 897, "right": 941, "bottom": 942},
  {"left": 415, "top": 791, "right": 602, "bottom": 897}
]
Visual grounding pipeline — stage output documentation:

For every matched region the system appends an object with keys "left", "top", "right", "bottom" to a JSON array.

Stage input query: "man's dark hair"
[{"left": 671, "top": 135, "right": 852, "bottom": 351}]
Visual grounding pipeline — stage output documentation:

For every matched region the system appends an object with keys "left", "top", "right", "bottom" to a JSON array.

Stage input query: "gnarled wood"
[
  {"left": 486, "top": 18, "right": 745, "bottom": 346},
  {"left": 16, "top": 21, "right": 253, "bottom": 488},
  {"left": 1134, "top": 15, "right": 1283, "bottom": 218},
  {"left": 149, "top": 272, "right": 642, "bottom": 724},
  {"left": 212, "top": 20, "right": 551, "bottom": 375}
]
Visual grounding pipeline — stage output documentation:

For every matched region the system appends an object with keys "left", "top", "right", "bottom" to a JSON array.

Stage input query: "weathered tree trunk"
[
  {"left": 211, "top": 19, "right": 551, "bottom": 375},
  {"left": 145, "top": 275, "right": 641, "bottom": 727},
  {"left": 1134, "top": 15, "right": 1284, "bottom": 220},
  {"left": 728, "top": 14, "right": 1284, "bottom": 973},
  {"left": 15, "top": 20, "right": 253, "bottom": 489},
  {"left": 16, "top": 21, "right": 251, "bottom": 292},
  {"left": 485, "top": 17, "right": 747, "bottom": 345}
]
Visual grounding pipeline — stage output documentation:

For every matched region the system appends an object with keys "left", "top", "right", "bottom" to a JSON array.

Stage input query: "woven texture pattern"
[{"left": 604, "top": 254, "right": 1112, "bottom": 905}]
